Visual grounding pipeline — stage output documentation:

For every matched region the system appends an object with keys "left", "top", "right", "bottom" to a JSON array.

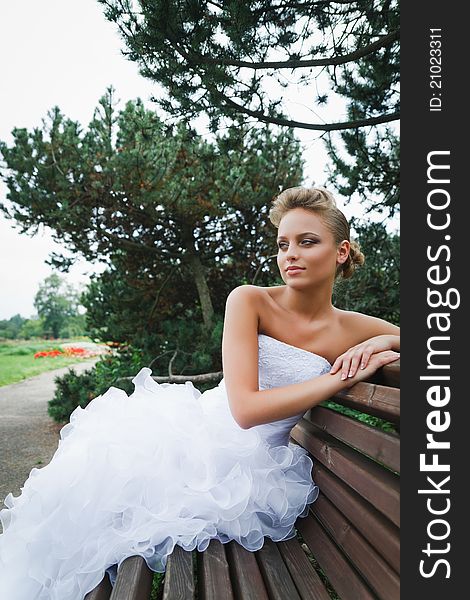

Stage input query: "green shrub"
[
  {"left": 48, "top": 367, "right": 99, "bottom": 422},
  {"left": 48, "top": 344, "right": 147, "bottom": 423}
]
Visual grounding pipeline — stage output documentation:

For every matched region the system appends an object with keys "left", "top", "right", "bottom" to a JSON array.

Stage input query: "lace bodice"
[
  {"left": 257, "top": 334, "right": 331, "bottom": 390},
  {"left": 249, "top": 334, "right": 331, "bottom": 446}
]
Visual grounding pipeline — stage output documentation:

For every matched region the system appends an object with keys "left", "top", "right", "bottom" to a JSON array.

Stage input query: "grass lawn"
[{"left": 0, "top": 338, "right": 99, "bottom": 387}]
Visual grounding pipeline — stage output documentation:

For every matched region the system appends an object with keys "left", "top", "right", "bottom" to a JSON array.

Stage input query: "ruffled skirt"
[{"left": 0, "top": 368, "right": 319, "bottom": 599}]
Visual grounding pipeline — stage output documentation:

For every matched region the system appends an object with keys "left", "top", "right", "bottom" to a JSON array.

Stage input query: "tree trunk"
[
  {"left": 186, "top": 252, "right": 215, "bottom": 330},
  {"left": 180, "top": 221, "right": 215, "bottom": 330}
]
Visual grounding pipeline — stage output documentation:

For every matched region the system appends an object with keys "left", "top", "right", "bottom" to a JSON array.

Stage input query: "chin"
[{"left": 284, "top": 278, "right": 311, "bottom": 289}]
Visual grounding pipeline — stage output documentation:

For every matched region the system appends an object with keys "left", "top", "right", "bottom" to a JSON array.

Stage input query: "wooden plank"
[
  {"left": 225, "top": 541, "right": 269, "bottom": 600},
  {"left": 198, "top": 540, "right": 234, "bottom": 600},
  {"left": 163, "top": 545, "right": 195, "bottom": 600},
  {"left": 332, "top": 382, "right": 400, "bottom": 423},
  {"left": 313, "top": 494, "right": 399, "bottom": 600},
  {"left": 255, "top": 538, "right": 302, "bottom": 600},
  {"left": 292, "top": 419, "right": 400, "bottom": 527},
  {"left": 276, "top": 537, "right": 331, "bottom": 600},
  {"left": 307, "top": 406, "right": 400, "bottom": 473},
  {"left": 110, "top": 556, "right": 153, "bottom": 600},
  {"left": 85, "top": 575, "right": 112, "bottom": 600},
  {"left": 371, "top": 361, "right": 400, "bottom": 388},
  {"left": 297, "top": 513, "right": 376, "bottom": 600},
  {"left": 313, "top": 462, "right": 400, "bottom": 574}
]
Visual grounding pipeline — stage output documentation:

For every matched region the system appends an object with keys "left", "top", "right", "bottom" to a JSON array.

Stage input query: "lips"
[{"left": 286, "top": 266, "right": 305, "bottom": 273}]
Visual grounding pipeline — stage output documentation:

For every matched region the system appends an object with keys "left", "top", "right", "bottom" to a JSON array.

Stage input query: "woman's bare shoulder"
[
  {"left": 336, "top": 308, "right": 400, "bottom": 337},
  {"left": 226, "top": 285, "right": 281, "bottom": 305}
]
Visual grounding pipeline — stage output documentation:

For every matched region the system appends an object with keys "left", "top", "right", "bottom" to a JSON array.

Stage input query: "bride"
[{"left": 0, "top": 186, "right": 400, "bottom": 599}]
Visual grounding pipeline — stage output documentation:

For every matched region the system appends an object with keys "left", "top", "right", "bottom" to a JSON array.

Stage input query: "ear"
[{"left": 336, "top": 240, "right": 350, "bottom": 265}]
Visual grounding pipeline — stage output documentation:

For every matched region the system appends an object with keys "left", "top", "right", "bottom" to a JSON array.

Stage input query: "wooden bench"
[{"left": 86, "top": 362, "right": 400, "bottom": 600}]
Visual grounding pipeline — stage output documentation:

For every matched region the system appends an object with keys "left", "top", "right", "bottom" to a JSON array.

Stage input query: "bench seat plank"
[
  {"left": 198, "top": 540, "right": 234, "bottom": 600},
  {"left": 276, "top": 537, "right": 331, "bottom": 600},
  {"left": 225, "top": 541, "right": 269, "bottom": 600},
  {"left": 255, "top": 538, "right": 302, "bottom": 600},
  {"left": 85, "top": 575, "right": 112, "bottom": 600},
  {"left": 163, "top": 545, "right": 195, "bottom": 600},
  {"left": 110, "top": 556, "right": 153, "bottom": 600}
]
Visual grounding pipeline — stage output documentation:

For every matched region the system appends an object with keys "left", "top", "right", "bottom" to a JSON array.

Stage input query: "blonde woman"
[{"left": 0, "top": 187, "right": 399, "bottom": 599}]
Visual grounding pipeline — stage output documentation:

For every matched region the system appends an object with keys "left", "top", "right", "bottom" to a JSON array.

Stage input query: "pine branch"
[
  {"left": 175, "top": 29, "right": 399, "bottom": 70},
  {"left": 219, "top": 92, "right": 400, "bottom": 131}
]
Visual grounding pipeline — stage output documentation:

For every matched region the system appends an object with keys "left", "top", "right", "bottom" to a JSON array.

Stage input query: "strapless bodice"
[
  {"left": 257, "top": 334, "right": 331, "bottom": 389},
  {"left": 247, "top": 334, "right": 331, "bottom": 446}
]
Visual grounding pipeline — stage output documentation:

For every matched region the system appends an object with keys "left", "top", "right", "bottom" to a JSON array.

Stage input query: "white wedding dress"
[{"left": 0, "top": 334, "right": 331, "bottom": 599}]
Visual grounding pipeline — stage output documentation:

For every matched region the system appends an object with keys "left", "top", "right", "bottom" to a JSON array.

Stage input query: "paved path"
[{"left": 0, "top": 360, "right": 99, "bottom": 508}]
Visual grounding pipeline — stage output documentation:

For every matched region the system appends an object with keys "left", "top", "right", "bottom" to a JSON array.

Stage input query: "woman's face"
[{"left": 276, "top": 208, "right": 348, "bottom": 288}]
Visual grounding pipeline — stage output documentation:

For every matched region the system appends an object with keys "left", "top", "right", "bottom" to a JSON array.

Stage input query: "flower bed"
[{"left": 34, "top": 347, "right": 101, "bottom": 359}]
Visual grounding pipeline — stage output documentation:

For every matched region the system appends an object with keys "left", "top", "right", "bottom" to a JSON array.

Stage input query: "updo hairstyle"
[{"left": 269, "top": 186, "right": 365, "bottom": 279}]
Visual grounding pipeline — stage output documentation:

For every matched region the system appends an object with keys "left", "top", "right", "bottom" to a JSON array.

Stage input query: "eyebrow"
[{"left": 276, "top": 231, "right": 320, "bottom": 240}]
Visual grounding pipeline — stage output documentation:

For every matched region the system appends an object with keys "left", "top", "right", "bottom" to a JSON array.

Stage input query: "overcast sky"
[{"left": 0, "top": 0, "right": 364, "bottom": 320}]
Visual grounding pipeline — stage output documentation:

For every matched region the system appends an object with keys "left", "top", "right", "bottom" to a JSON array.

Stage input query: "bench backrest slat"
[
  {"left": 314, "top": 494, "right": 400, "bottom": 599},
  {"left": 307, "top": 406, "right": 400, "bottom": 473},
  {"left": 333, "top": 382, "right": 400, "bottom": 423},
  {"left": 372, "top": 362, "right": 400, "bottom": 388},
  {"left": 292, "top": 418, "right": 400, "bottom": 526},
  {"left": 314, "top": 462, "right": 400, "bottom": 573}
]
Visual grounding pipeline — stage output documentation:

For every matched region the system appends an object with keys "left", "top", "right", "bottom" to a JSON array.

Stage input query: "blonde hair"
[{"left": 269, "top": 186, "right": 364, "bottom": 279}]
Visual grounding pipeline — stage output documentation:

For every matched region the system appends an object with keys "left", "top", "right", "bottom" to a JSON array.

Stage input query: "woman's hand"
[
  {"left": 342, "top": 349, "right": 400, "bottom": 384},
  {"left": 329, "top": 335, "right": 400, "bottom": 380}
]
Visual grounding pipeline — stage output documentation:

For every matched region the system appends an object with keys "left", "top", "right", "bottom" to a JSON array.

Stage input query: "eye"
[
  {"left": 301, "top": 239, "right": 318, "bottom": 245},
  {"left": 277, "top": 241, "right": 288, "bottom": 249}
]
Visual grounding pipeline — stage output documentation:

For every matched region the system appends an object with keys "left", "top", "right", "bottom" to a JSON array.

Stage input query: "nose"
[{"left": 285, "top": 244, "right": 299, "bottom": 261}]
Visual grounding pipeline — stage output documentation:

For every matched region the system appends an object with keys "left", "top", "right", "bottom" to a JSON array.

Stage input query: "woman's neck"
[{"left": 278, "top": 284, "right": 335, "bottom": 323}]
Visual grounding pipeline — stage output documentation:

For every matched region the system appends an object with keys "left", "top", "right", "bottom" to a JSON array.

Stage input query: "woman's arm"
[{"left": 222, "top": 286, "right": 399, "bottom": 429}]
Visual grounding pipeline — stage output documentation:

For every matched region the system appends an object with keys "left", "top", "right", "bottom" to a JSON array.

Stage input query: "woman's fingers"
[
  {"left": 332, "top": 349, "right": 400, "bottom": 383},
  {"left": 359, "top": 346, "right": 374, "bottom": 370},
  {"left": 347, "top": 353, "right": 363, "bottom": 378},
  {"left": 329, "top": 355, "right": 344, "bottom": 375},
  {"left": 380, "top": 350, "right": 400, "bottom": 365},
  {"left": 330, "top": 344, "right": 399, "bottom": 379},
  {"left": 330, "top": 336, "right": 398, "bottom": 378},
  {"left": 332, "top": 352, "right": 355, "bottom": 380},
  {"left": 340, "top": 356, "right": 352, "bottom": 380},
  {"left": 346, "top": 350, "right": 400, "bottom": 384},
  {"left": 367, "top": 350, "right": 400, "bottom": 372},
  {"left": 331, "top": 349, "right": 363, "bottom": 379}
]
